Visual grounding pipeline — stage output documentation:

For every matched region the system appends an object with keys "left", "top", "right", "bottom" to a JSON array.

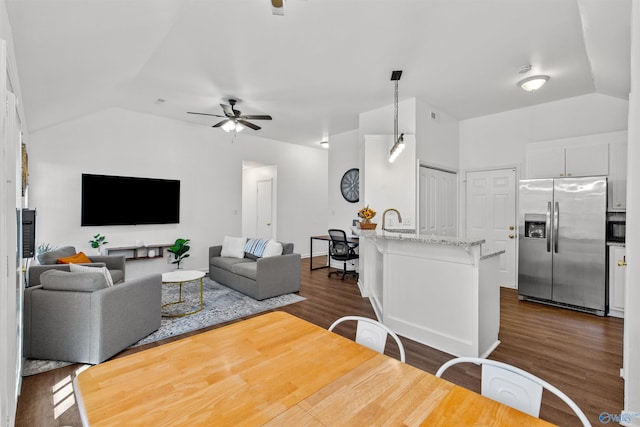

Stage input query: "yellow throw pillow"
[{"left": 57, "top": 251, "right": 92, "bottom": 264}]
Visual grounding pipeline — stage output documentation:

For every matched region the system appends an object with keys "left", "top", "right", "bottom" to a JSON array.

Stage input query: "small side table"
[{"left": 161, "top": 270, "right": 206, "bottom": 317}]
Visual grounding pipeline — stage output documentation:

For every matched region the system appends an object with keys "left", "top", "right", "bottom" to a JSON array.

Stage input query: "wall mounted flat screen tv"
[{"left": 81, "top": 174, "right": 180, "bottom": 226}]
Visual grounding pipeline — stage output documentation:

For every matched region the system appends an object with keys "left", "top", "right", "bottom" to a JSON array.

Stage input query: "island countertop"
[{"left": 352, "top": 227, "right": 485, "bottom": 247}]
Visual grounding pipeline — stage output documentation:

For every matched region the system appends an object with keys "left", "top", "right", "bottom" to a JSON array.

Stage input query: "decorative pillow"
[
  {"left": 57, "top": 251, "right": 92, "bottom": 264},
  {"left": 263, "top": 240, "right": 284, "bottom": 258},
  {"left": 69, "top": 263, "right": 114, "bottom": 287},
  {"left": 38, "top": 246, "right": 76, "bottom": 265},
  {"left": 221, "top": 236, "right": 247, "bottom": 259},
  {"left": 40, "top": 270, "right": 109, "bottom": 292},
  {"left": 244, "top": 238, "right": 269, "bottom": 258}
]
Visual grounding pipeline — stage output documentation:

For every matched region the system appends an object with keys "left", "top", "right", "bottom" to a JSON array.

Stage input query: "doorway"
[
  {"left": 242, "top": 162, "right": 277, "bottom": 239},
  {"left": 466, "top": 168, "right": 517, "bottom": 288},
  {"left": 256, "top": 179, "right": 273, "bottom": 239}
]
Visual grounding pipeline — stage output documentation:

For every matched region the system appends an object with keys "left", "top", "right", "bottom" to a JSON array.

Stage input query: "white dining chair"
[
  {"left": 435, "top": 356, "right": 591, "bottom": 427},
  {"left": 328, "top": 315, "right": 406, "bottom": 363}
]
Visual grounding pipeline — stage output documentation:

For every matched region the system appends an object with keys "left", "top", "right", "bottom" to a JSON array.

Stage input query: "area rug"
[{"left": 22, "top": 278, "right": 305, "bottom": 376}]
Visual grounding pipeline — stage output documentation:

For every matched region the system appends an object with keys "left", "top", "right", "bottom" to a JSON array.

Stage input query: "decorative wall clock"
[{"left": 340, "top": 168, "right": 359, "bottom": 203}]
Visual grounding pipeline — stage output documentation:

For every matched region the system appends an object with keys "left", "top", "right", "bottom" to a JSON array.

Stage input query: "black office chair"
[{"left": 328, "top": 229, "right": 359, "bottom": 280}]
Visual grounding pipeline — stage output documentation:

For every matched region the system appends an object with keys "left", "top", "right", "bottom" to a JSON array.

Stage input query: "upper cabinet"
[
  {"left": 609, "top": 142, "right": 628, "bottom": 211},
  {"left": 526, "top": 141, "right": 608, "bottom": 179},
  {"left": 525, "top": 131, "right": 628, "bottom": 210}
]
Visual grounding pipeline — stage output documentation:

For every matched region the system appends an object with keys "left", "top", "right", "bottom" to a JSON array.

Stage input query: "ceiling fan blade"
[
  {"left": 187, "top": 112, "right": 225, "bottom": 118},
  {"left": 221, "top": 104, "right": 234, "bottom": 117},
  {"left": 240, "top": 115, "right": 272, "bottom": 120},
  {"left": 212, "top": 119, "right": 231, "bottom": 128},
  {"left": 237, "top": 119, "right": 261, "bottom": 131}
]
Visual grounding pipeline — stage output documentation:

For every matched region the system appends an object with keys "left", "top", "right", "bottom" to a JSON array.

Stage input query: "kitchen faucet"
[{"left": 382, "top": 208, "right": 402, "bottom": 231}]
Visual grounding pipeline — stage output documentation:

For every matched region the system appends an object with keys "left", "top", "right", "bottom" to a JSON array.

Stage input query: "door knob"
[
  {"left": 509, "top": 234, "right": 515, "bottom": 239},
  {"left": 618, "top": 260, "right": 627, "bottom": 267},
  {"left": 266, "top": 223, "right": 271, "bottom": 226},
  {"left": 509, "top": 226, "right": 515, "bottom": 230}
]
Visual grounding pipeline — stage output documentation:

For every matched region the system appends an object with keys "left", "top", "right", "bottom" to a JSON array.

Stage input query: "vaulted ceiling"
[{"left": 6, "top": 0, "right": 631, "bottom": 147}]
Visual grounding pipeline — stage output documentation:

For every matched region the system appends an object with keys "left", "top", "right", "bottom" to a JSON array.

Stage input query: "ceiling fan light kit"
[
  {"left": 518, "top": 75, "right": 550, "bottom": 92},
  {"left": 271, "top": 0, "right": 284, "bottom": 15},
  {"left": 187, "top": 98, "right": 272, "bottom": 134}
]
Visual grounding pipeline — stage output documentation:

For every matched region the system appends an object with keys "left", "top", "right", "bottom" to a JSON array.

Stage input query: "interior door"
[
  {"left": 256, "top": 179, "right": 273, "bottom": 239},
  {"left": 419, "top": 166, "right": 457, "bottom": 236},
  {"left": 466, "top": 168, "right": 517, "bottom": 288}
]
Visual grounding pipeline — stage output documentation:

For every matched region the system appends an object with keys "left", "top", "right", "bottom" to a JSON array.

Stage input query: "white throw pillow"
[
  {"left": 221, "top": 236, "right": 247, "bottom": 259},
  {"left": 69, "top": 263, "right": 114, "bottom": 287},
  {"left": 262, "top": 240, "right": 283, "bottom": 258}
]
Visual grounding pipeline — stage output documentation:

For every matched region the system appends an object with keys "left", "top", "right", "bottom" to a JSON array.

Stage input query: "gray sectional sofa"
[{"left": 209, "top": 242, "right": 301, "bottom": 300}]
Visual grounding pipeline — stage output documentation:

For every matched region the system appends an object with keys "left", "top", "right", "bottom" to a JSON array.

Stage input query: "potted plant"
[
  {"left": 89, "top": 234, "right": 108, "bottom": 255},
  {"left": 168, "top": 238, "right": 191, "bottom": 269}
]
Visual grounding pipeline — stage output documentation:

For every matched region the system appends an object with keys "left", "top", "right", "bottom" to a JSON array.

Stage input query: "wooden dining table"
[{"left": 74, "top": 311, "right": 555, "bottom": 426}]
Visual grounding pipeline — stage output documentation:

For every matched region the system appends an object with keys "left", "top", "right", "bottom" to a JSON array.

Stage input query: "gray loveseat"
[
  {"left": 23, "top": 270, "right": 161, "bottom": 364},
  {"left": 209, "top": 242, "right": 301, "bottom": 300}
]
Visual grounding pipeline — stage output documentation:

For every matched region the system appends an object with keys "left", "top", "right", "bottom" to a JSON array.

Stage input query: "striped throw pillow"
[{"left": 244, "top": 238, "right": 270, "bottom": 258}]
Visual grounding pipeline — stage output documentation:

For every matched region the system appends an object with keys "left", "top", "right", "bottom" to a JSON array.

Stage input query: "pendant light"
[{"left": 389, "top": 70, "right": 405, "bottom": 163}]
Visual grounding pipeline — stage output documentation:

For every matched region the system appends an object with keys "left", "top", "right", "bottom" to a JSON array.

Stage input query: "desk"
[
  {"left": 309, "top": 235, "right": 359, "bottom": 271},
  {"left": 74, "top": 312, "right": 555, "bottom": 426}
]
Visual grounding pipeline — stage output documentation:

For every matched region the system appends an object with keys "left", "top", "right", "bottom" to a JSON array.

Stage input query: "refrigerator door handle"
[
  {"left": 546, "top": 201, "right": 552, "bottom": 253},
  {"left": 554, "top": 201, "right": 559, "bottom": 253}
]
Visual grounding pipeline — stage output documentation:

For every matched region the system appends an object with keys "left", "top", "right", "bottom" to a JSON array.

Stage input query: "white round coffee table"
[{"left": 161, "top": 270, "right": 206, "bottom": 317}]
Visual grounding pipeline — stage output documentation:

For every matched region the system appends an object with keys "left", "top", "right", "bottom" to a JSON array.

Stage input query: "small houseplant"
[
  {"left": 357, "top": 205, "right": 377, "bottom": 229},
  {"left": 168, "top": 238, "right": 191, "bottom": 269},
  {"left": 89, "top": 234, "right": 108, "bottom": 255}
]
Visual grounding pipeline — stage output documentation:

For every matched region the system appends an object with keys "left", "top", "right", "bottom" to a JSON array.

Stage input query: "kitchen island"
[{"left": 354, "top": 229, "right": 504, "bottom": 358}]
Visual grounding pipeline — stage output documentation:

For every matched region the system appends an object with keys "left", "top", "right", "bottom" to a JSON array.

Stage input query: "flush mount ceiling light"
[
  {"left": 518, "top": 75, "right": 550, "bottom": 92},
  {"left": 389, "top": 70, "right": 404, "bottom": 163},
  {"left": 320, "top": 141, "right": 329, "bottom": 149}
]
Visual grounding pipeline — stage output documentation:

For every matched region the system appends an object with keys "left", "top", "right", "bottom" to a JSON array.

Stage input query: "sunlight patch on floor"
[{"left": 51, "top": 364, "right": 90, "bottom": 420}]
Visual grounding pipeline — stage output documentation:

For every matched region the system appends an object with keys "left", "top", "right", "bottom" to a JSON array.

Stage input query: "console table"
[{"left": 105, "top": 243, "right": 172, "bottom": 261}]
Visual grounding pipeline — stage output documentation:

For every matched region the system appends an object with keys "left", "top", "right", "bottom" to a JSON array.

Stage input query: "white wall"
[
  {"left": 460, "top": 93, "right": 629, "bottom": 174},
  {"left": 28, "top": 107, "right": 328, "bottom": 278},
  {"left": 416, "top": 97, "right": 459, "bottom": 171},
  {"left": 624, "top": 0, "right": 640, "bottom": 421},
  {"left": 0, "top": 0, "right": 27, "bottom": 423},
  {"left": 328, "top": 129, "right": 359, "bottom": 231}
]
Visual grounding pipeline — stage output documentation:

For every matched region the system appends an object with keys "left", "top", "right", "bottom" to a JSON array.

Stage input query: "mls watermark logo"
[{"left": 599, "top": 411, "right": 640, "bottom": 424}]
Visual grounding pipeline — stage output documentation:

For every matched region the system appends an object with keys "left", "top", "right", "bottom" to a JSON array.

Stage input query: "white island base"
[{"left": 357, "top": 230, "right": 503, "bottom": 358}]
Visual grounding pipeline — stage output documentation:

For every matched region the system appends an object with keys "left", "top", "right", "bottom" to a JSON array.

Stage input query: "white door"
[
  {"left": 256, "top": 179, "right": 273, "bottom": 239},
  {"left": 466, "top": 168, "right": 517, "bottom": 288},
  {"left": 419, "top": 166, "right": 457, "bottom": 236}
]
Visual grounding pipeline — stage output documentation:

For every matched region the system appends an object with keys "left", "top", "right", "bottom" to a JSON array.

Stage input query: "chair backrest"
[
  {"left": 328, "top": 229, "right": 351, "bottom": 258},
  {"left": 328, "top": 315, "right": 406, "bottom": 363},
  {"left": 435, "top": 357, "right": 591, "bottom": 427}
]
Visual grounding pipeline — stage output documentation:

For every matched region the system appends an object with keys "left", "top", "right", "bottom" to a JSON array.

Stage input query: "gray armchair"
[
  {"left": 28, "top": 245, "right": 126, "bottom": 286},
  {"left": 23, "top": 270, "right": 161, "bottom": 364}
]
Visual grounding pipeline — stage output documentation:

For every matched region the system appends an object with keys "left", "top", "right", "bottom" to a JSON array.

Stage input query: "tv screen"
[{"left": 81, "top": 174, "right": 180, "bottom": 226}]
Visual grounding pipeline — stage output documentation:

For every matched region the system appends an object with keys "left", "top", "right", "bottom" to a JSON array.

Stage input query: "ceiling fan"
[{"left": 187, "top": 99, "right": 272, "bottom": 132}]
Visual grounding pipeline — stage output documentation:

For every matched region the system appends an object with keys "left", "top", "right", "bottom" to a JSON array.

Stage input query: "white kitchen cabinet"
[
  {"left": 565, "top": 144, "right": 609, "bottom": 177},
  {"left": 609, "top": 142, "right": 628, "bottom": 211},
  {"left": 526, "top": 146, "right": 565, "bottom": 178},
  {"left": 608, "top": 245, "right": 626, "bottom": 318},
  {"left": 526, "top": 143, "right": 608, "bottom": 179}
]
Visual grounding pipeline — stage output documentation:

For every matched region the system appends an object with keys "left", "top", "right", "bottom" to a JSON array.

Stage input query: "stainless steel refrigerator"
[{"left": 518, "top": 176, "right": 607, "bottom": 315}]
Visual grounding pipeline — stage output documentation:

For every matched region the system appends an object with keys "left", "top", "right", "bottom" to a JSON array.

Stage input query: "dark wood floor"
[{"left": 16, "top": 257, "right": 623, "bottom": 426}]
